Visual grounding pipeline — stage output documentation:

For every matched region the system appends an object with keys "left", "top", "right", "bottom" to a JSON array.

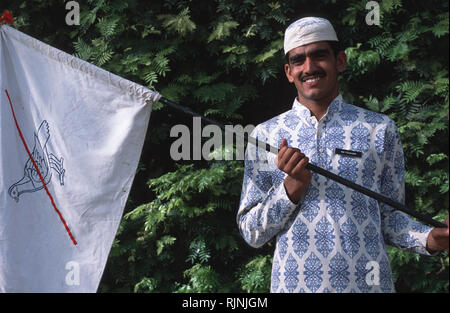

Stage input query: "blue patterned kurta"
[{"left": 237, "top": 94, "right": 434, "bottom": 293}]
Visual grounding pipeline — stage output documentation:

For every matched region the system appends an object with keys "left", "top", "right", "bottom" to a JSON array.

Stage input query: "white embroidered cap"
[{"left": 284, "top": 17, "right": 338, "bottom": 55}]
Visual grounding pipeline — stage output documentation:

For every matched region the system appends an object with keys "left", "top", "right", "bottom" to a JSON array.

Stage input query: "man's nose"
[{"left": 303, "top": 56, "right": 318, "bottom": 74}]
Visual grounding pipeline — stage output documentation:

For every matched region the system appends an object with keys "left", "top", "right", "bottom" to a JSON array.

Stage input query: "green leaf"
[
  {"left": 157, "top": 7, "right": 196, "bottom": 37},
  {"left": 156, "top": 235, "right": 176, "bottom": 255},
  {"left": 208, "top": 21, "right": 239, "bottom": 42},
  {"left": 426, "top": 153, "right": 448, "bottom": 165}
]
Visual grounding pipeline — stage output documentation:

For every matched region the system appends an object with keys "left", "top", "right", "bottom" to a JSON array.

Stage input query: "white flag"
[{"left": 0, "top": 25, "right": 160, "bottom": 292}]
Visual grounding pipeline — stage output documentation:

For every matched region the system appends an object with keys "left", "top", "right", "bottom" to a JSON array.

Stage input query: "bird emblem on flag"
[{"left": 8, "top": 120, "right": 65, "bottom": 202}]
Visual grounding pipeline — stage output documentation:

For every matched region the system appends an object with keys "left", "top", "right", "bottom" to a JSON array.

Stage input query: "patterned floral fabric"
[{"left": 237, "top": 94, "right": 434, "bottom": 293}]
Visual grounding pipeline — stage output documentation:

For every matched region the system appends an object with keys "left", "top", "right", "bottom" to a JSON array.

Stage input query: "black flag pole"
[{"left": 159, "top": 96, "right": 447, "bottom": 228}]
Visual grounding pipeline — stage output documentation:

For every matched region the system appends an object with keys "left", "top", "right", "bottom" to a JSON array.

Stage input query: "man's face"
[{"left": 284, "top": 41, "right": 346, "bottom": 105}]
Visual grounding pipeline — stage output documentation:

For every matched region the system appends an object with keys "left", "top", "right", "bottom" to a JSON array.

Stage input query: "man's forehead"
[{"left": 288, "top": 41, "right": 332, "bottom": 56}]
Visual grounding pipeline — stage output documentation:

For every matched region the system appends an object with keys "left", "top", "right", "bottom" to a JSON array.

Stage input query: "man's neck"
[{"left": 298, "top": 92, "right": 338, "bottom": 121}]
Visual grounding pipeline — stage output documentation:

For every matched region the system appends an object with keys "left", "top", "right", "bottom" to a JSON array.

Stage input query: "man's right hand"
[{"left": 276, "top": 138, "right": 312, "bottom": 204}]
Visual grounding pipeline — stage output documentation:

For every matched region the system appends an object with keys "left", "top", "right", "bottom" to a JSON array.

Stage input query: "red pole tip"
[{"left": 0, "top": 10, "right": 14, "bottom": 25}]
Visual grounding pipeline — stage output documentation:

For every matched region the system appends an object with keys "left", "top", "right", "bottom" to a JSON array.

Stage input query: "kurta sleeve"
[
  {"left": 379, "top": 119, "right": 435, "bottom": 255},
  {"left": 237, "top": 127, "right": 300, "bottom": 248}
]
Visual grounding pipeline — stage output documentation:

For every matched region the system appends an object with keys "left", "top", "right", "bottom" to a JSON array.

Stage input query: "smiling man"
[
  {"left": 285, "top": 43, "right": 344, "bottom": 116},
  {"left": 237, "top": 17, "right": 449, "bottom": 293}
]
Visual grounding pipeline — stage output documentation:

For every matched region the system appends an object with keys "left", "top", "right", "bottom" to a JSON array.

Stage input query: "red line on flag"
[{"left": 5, "top": 89, "right": 78, "bottom": 246}]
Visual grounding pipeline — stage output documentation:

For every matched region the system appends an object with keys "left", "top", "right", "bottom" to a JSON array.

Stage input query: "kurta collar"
[{"left": 292, "top": 94, "right": 343, "bottom": 125}]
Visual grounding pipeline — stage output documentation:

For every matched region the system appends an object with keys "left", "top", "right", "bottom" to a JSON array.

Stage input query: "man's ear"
[
  {"left": 284, "top": 63, "right": 295, "bottom": 83},
  {"left": 336, "top": 50, "right": 347, "bottom": 73}
]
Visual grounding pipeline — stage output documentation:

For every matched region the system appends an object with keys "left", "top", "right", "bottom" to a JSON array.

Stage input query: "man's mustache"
[{"left": 299, "top": 71, "right": 326, "bottom": 81}]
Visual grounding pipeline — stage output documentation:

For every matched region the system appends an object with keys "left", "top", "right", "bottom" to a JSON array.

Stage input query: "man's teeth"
[{"left": 304, "top": 77, "right": 320, "bottom": 83}]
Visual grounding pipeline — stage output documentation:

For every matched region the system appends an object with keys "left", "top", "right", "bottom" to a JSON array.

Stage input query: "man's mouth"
[
  {"left": 304, "top": 77, "right": 321, "bottom": 83},
  {"left": 301, "top": 73, "right": 326, "bottom": 83}
]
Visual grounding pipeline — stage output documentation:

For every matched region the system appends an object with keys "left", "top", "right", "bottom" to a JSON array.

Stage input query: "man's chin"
[
  {"left": 299, "top": 88, "right": 337, "bottom": 104},
  {"left": 301, "top": 91, "right": 326, "bottom": 101}
]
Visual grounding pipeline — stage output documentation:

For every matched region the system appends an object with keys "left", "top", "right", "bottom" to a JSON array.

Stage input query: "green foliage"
[
  {"left": 3, "top": 0, "right": 448, "bottom": 293},
  {"left": 158, "top": 7, "right": 196, "bottom": 37},
  {"left": 238, "top": 255, "right": 273, "bottom": 293},
  {"left": 176, "top": 264, "right": 221, "bottom": 293},
  {"left": 208, "top": 21, "right": 239, "bottom": 42}
]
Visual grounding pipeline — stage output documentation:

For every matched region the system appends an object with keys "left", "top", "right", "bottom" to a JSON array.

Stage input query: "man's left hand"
[{"left": 426, "top": 216, "right": 449, "bottom": 253}]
